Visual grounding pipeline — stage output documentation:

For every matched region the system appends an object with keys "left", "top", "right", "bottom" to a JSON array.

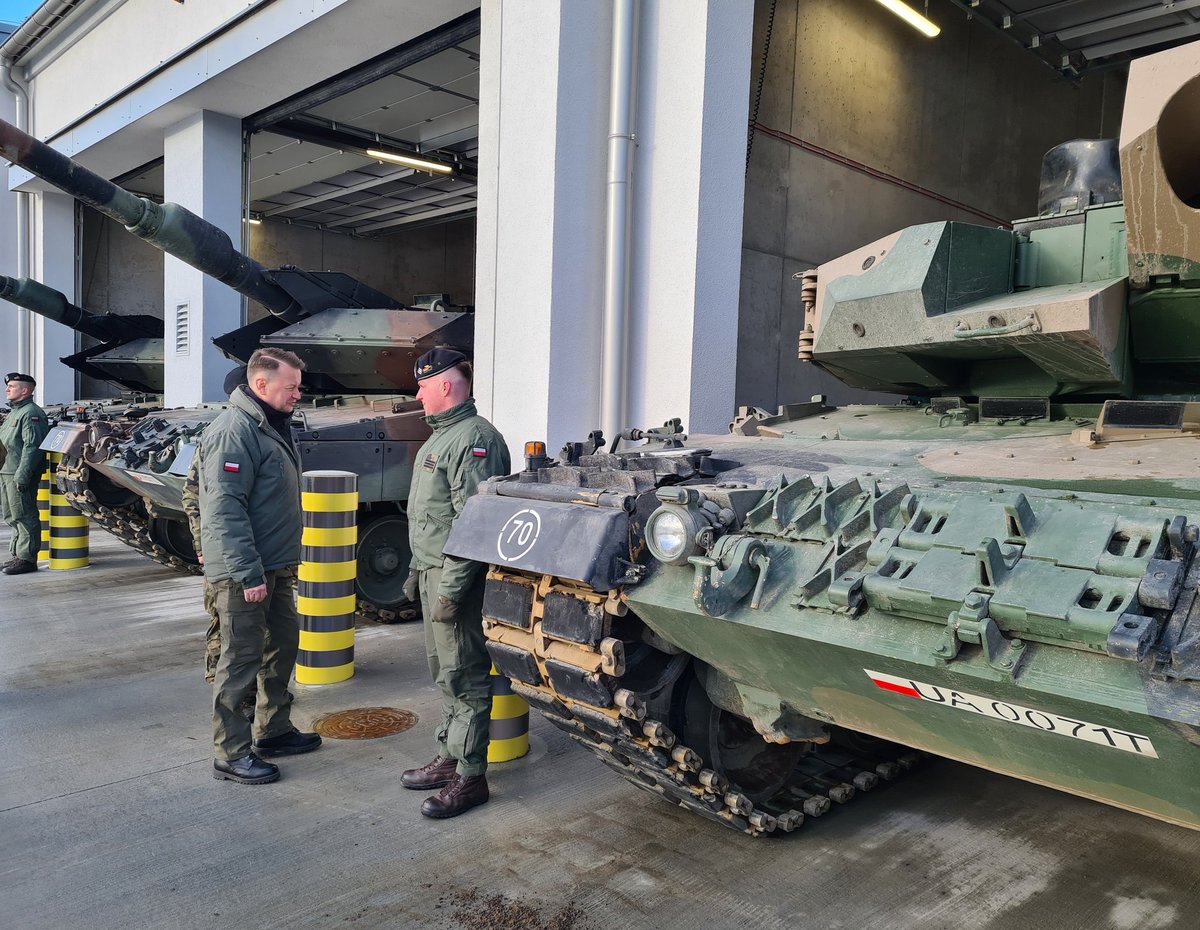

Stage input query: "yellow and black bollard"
[
  {"left": 37, "top": 461, "right": 50, "bottom": 563},
  {"left": 488, "top": 666, "right": 530, "bottom": 763},
  {"left": 295, "top": 470, "right": 358, "bottom": 685},
  {"left": 48, "top": 453, "right": 88, "bottom": 569}
]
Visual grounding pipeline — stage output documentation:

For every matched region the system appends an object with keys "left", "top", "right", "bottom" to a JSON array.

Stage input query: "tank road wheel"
[
  {"left": 356, "top": 514, "right": 418, "bottom": 622},
  {"left": 676, "top": 666, "right": 802, "bottom": 804},
  {"left": 147, "top": 517, "right": 199, "bottom": 566}
]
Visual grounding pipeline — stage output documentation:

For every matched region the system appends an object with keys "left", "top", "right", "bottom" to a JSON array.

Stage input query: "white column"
[
  {"left": 31, "top": 191, "right": 77, "bottom": 404},
  {"left": 0, "top": 85, "right": 17, "bottom": 382},
  {"left": 163, "top": 111, "right": 243, "bottom": 406},
  {"left": 475, "top": 0, "right": 752, "bottom": 457},
  {"left": 474, "top": 0, "right": 611, "bottom": 458},
  {"left": 626, "top": 0, "right": 752, "bottom": 436}
]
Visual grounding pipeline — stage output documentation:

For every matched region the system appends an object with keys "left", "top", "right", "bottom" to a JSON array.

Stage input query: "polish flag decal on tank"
[{"left": 866, "top": 671, "right": 920, "bottom": 698}]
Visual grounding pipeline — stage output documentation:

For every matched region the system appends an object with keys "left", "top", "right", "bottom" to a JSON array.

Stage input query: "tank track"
[
  {"left": 59, "top": 457, "right": 203, "bottom": 576},
  {"left": 484, "top": 570, "right": 921, "bottom": 837},
  {"left": 520, "top": 681, "right": 922, "bottom": 837},
  {"left": 57, "top": 457, "right": 417, "bottom": 623}
]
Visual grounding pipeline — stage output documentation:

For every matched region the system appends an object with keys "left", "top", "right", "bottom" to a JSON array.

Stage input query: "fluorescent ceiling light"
[
  {"left": 367, "top": 148, "right": 455, "bottom": 175},
  {"left": 874, "top": 0, "right": 940, "bottom": 37},
  {"left": 245, "top": 216, "right": 262, "bottom": 225}
]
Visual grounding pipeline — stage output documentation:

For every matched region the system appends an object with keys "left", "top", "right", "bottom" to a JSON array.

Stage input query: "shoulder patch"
[{"left": 223, "top": 461, "right": 241, "bottom": 473}]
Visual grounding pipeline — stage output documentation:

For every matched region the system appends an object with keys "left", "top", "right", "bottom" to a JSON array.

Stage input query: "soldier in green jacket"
[
  {"left": 401, "top": 348, "right": 511, "bottom": 818},
  {"left": 0, "top": 372, "right": 50, "bottom": 576},
  {"left": 200, "top": 348, "right": 320, "bottom": 785}
]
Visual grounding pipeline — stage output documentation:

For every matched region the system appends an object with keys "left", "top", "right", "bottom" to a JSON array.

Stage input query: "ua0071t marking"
[
  {"left": 496, "top": 508, "right": 541, "bottom": 562},
  {"left": 866, "top": 671, "right": 1158, "bottom": 758}
]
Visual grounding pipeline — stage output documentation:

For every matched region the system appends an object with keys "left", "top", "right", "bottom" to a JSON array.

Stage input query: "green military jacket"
[
  {"left": 198, "top": 387, "right": 301, "bottom": 587},
  {"left": 408, "top": 398, "right": 510, "bottom": 602},
  {"left": 0, "top": 396, "right": 50, "bottom": 488}
]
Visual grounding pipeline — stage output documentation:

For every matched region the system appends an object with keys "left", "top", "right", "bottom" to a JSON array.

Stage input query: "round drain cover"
[{"left": 312, "top": 707, "right": 418, "bottom": 740}]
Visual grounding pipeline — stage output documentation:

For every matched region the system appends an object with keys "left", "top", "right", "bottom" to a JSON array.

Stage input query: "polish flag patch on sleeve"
[
  {"left": 472, "top": 447, "right": 488, "bottom": 457},
  {"left": 223, "top": 461, "right": 241, "bottom": 473}
]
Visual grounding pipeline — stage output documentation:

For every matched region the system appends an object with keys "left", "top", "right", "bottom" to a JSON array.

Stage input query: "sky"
[{"left": 0, "top": 1, "right": 41, "bottom": 29}]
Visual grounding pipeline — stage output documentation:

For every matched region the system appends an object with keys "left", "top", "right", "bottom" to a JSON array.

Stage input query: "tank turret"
[
  {"left": 793, "top": 73, "right": 1200, "bottom": 403},
  {"left": 0, "top": 275, "right": 163, "bottom": 394},
  {"left": 0, "top": 116, "right": 473, "bottom": 393}
]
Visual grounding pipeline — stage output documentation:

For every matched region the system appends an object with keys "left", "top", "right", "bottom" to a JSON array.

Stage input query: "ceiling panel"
[
  {"left": 248, "top": 29, "right": 480, "bottom": 238},
  {"left": 949, "top": 0, "right": 1200, "bottom": 73}
]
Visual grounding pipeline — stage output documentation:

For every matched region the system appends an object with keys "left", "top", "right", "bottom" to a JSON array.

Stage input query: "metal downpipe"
[
  {"left": 1, "top": 57, "right": 31, "bottom": 374},
  {"left": 600, "top": 0, "right": 639, "bottom": 446}
]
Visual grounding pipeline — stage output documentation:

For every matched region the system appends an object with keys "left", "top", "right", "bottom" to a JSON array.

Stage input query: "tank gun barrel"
[
  {"left": 0, "top": 116, "right": 304, "bottom": 320},
  {"left": 0, "top": 275, "right": 159, "bottom": 342}
]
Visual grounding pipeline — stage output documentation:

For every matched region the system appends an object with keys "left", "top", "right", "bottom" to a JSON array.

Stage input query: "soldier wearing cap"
[
  {"left": 0, "top": 373, "right": 50, "bottom": 576},
  {"left": 401, "top": 347, "right": 510, "bottom": 818}
]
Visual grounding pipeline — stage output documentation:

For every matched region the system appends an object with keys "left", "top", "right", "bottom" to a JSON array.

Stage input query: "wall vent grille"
[{"left": 175, "top": 303, "right": 190, "bottom": 355}]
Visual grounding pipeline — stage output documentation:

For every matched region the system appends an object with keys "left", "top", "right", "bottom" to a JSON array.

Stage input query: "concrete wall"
[
  {"left": 77, "top": 207, "right": 165, "bottom": 398},
  {"left": 737, "top": 0, "right": 1128, "bottom": 410},
  {"left": 248, "top": 217, "right": 476, "bottom": 320}
]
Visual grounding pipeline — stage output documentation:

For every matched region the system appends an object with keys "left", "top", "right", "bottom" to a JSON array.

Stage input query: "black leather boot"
[
  {"left": 252, "top": 727, "right": 321, "bottom": 756},
  {"left": 3, "top": 559, "right": 37, "bottom": 575},
  {"left": 420, "top": 774, "right": 489, "bottom": 818},
  {"left": 213, "top": 753, "right": 280, "bottom": 785}
]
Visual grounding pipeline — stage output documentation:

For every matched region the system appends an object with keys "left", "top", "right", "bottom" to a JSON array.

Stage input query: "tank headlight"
[{"left": 647, "top": 507, "right": 697, "bottom": 565}]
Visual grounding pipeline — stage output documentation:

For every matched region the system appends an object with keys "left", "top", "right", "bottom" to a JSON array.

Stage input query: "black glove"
[
  {"left": 402, "top": 570, "right": 419, "bottom": 603},
  {"left": 431, "top": 596, "right": 459, "bottom": 624}
]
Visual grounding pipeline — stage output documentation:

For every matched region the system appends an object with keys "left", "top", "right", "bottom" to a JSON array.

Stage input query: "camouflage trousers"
[
  {"left": 210, "top": 568, "right": 299, "bottom": 761},
  {"left": 204, "top": 580, "right": 221, "bottom": 682},
  {"left": 419, "top": 565, "right": 492, "bottom": 777},
  {"left": 0, "top": 474, "right": 40, "bottom": 563}
]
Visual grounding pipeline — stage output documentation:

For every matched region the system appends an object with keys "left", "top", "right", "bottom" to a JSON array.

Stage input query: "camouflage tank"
[
  {"left": 0, "top": 118, "right": 471, "bottom": 620},
  {"left": 442, "top": 44, "right": 1200, "bottom": 836},
  {"left": 0, "top": 275, "right": 164, "bottom": 394}
]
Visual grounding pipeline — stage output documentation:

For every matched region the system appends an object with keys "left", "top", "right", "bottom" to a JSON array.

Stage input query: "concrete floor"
[{"left": 2, "top": 527, "right": 1199, "bottom": 930}]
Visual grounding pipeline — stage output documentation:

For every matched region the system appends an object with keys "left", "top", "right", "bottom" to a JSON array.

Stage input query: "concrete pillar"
[
  {"left": 475, "top": 0, "right": 752, "bottom": 457},
  {"left": 163, "top": 111, "right": 243, "bottom": 406},
  {"left": 0, "top": 78, "right": 17, "bottom": 382},
  {"left": 627, "top": 1, "right": 751, "bottom": 436},
  {"left": 31, "top": 192, "right": 77, "bottom": 404}
]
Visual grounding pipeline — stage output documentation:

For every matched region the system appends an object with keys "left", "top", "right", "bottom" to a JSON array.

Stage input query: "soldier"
[
  {"left": 401, "top": 348, "right": 510, "bottom": 818},
  {"left": 0, "top": 373, "right": 50, "bottom": 576},
  {"left": 201, "top": 349, "right": 320, "bottom": 785}
]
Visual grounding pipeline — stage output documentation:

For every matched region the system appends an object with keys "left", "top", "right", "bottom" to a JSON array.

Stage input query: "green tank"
[
  {"left": 0, "top": 116, "right": 471, "bottom": 620},
  {"left": 442, "top": 46, "right": 1200, "bottom": 835}
]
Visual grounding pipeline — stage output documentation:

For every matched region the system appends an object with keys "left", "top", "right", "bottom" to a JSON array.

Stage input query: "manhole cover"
[{"left": 312, "top": 707, "right": 418, "bottom": 739}]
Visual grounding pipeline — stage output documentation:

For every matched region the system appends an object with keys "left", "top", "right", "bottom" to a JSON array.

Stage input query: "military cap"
[
  {"left": 414, "top": 347, "right": 468, "bottom": 381},
  {"left": 223, "top": 364, "right": 248, "bottom": 396},
  {"left": 4, "top": 372, "right": 35, "bottom": 387}
]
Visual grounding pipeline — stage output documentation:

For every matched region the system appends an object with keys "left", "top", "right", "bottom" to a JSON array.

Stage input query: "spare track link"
[{"left": 57, "top": 458, "right": 405, "bottom": 623}]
